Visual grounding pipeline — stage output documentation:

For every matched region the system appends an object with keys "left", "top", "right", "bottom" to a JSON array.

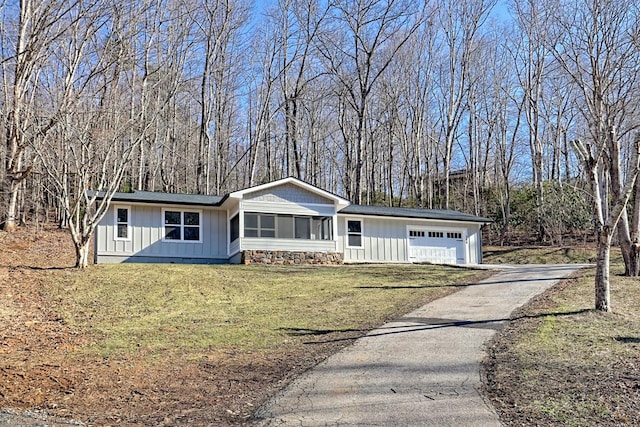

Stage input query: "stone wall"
[{"left": 241, "top": 250, "right": 343, "bottom": 265}]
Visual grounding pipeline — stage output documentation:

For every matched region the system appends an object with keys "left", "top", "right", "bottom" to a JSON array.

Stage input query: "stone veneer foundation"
[{"left": 241, "top": 250, "right": 343, "bottom": 265}]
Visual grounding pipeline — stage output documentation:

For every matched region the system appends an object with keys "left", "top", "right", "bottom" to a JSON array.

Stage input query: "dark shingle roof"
[
  {"left": 339, "top": 204, "right": 491, "bottom": 223},
  {"left": 93, "top": 190, "right": 223, "bottom": 206},
  {"left": 90, "top": 188, "right": 491, "bottom": 223}
]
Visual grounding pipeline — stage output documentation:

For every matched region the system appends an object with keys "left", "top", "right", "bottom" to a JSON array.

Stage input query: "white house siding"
[
  {"left": 96, "top": 204, "right": 228, "bottom": 263},
  {"left": 337, "top": 215, "right": 483, "bottom": 264},
  {"left": 243, "top": 183, "right": 333, "bottom": 204},
  {"left": 240, "top": 200, "right": 335, "bottom": 217},
  {"left": 229, "top": 238, "right": 240, "bottom": 256},
  {"left": 338, "top": 216, "right": 408, "bottom": 263},
  {"left": 240, "top": 237, "right": 336, "bottom": 252},
  {"left": 467, "top": 224, "right": 482, "bottom": 264}
]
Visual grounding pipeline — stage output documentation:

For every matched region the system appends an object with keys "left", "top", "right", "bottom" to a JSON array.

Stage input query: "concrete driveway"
[{"left": 253, "top": 264, "right": 590, "bottom": 426}]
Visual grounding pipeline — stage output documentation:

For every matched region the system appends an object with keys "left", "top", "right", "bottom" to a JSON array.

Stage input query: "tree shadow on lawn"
[
  {"left": 615, "top": 336, "right": 640, "bottom": 344},
  {"left": 356, "top": 276, "right": 569, "bottom": 290},
  {"left": 286, "top": 308, "right": 593, "bottom": 345},
  {"left": 1, "top": 264, "right": 73, "bottom": 271},
  {"left": 280, "top": 327, "right": 366, "bottom": 336}
]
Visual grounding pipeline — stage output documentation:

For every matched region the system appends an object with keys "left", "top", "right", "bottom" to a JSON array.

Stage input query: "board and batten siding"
[
  {"left": 337, "top": 215, "right": 483, "bottom": 264},
  {"left": 96, "top": 204, "right": 228, "bottom": 263},
  {"left": 338, "top": 216, "right": 408, "bottom": 263},
  {"left": 467, "top": 224, "right": 482, "bottom": 264}
]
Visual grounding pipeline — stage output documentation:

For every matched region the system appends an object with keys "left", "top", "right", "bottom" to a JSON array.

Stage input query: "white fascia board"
[{"left": 227, "top": 177, "right": 350, "bottom": 207}]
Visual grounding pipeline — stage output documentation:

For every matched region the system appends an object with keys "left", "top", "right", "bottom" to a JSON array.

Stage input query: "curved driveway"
[{"left": 254, "top": 264, "right": 589, "bottom": 426}]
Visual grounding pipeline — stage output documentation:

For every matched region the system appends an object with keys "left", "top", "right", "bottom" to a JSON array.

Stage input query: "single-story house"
[{"left": 94, "top": 177, "right": 491, "bottom": 265}]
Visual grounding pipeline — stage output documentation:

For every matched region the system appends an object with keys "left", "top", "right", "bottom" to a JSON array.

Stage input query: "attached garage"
[
  {"left": 338, "top": 205, "right": 490, "bottom": 265},
  {"left": 407, "top": 228, "right": 466, "bottom": 264}
]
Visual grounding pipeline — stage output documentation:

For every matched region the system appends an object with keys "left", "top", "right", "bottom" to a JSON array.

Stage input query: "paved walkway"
[{"left": 254, "top": 264, "right": 589, "bottom": 426}]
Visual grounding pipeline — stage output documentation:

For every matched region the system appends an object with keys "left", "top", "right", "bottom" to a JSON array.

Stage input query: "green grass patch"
[
  {"left": 485, "top": 257, "right": 640, "bottom": 426},
  {"left": 47, "top": 264, "right": 484, "bottom": 358}
]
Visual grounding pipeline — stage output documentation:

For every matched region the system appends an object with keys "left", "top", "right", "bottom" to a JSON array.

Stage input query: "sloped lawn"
[
  {"left": 50, "top": 263, "right": 482, "bottom": 357},
  {"left": 0, "top": 227, "right": 489, "bottom": 426}
]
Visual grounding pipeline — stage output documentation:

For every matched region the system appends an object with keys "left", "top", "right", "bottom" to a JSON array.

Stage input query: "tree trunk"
[
  {"left": 595, "top": 227, "right": 612, "bottom": 312},
  {"left": 629, "top": 244, "right": 640, "bottom": 277},
  {"left": 3, "top": 178, "right": 20, "bottom": 232},
  {"left": 74, "top": 239, "right": 91, "bottom": 269}
]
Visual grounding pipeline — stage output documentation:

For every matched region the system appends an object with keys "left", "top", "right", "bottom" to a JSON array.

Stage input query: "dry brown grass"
[{"left": 484, "top": 257, "right": 640, "bottom": 426}]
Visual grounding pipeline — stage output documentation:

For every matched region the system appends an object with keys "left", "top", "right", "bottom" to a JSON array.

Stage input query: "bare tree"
[
  {"left": 269, "top": 0, "right": 330, "bottom": 179},
  {"left": 434, "top": 0, "right": 496, "bottom": 209},
  {"left": 317, "top": 0, "right": 424, "bottom": 203},
  {"left": 1, "top": 0, "right": 81, "bottom": 231},
  {"left": 550, "top": 0, "right": 640, "bottom": 310},
  {"left": 511, "top": 0, "right": 550, "bottom": 240},
  {"left": 35, "top": 0, "right": 180, "bottom": 268}
]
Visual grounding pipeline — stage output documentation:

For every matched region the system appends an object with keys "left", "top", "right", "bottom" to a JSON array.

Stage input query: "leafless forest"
[{"left": 1, "top": 1, "right": 640, "bottom": 306}]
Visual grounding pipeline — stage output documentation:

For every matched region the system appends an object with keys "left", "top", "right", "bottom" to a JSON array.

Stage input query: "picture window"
[{"left": 163, "top": 210, "right": 201, "bottom": 242}]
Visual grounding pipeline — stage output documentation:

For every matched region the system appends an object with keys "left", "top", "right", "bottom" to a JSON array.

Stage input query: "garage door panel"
[
  {"left": 408, "top": 229, "right": 465, "bottom": 264},
  {"left": 409, "top": 246, "right": 457, "bottom": 264}
]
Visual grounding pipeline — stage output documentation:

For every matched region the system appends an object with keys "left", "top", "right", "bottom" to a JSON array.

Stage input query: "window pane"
[
  {"left": 324, "top": 218, "right": 333, "bottom": 240},
  {"left": 184, "top": 226, "right": 200, "bottom": 241},
  {"left": 261, "top": 215, "right": 275, "bottom": 229},
  {"left": 117, "top": 208, "right": 128, "bottom": 223},
  {"left": 230, "top": 214, "right": 239, "bottom": 242},
  {"left": 245, "top": 213, "right": 258, "bottom": 228},
  {"left": 184, "top": 212, "right": 200, "bottom": 226},
  {"left": 347, "top": 220, "right": 361, "bottom": 233},
  {"left": 165, "top": 226, "right": 181, "bottom": 240},
  {"left": 295, "top": 217, "right": 311, "bottom": 239},
  {"left": 313, "top": 217, "right": 333, "bottom": 240},
  {"left": 165, "top": 211, "right": 181, "bottom": 225},
  {"left": 245, "top": 229, "right": 258, "bottom": 237},
  {"left": 261, "top": 229, "right": 275, "bottom": 238},
  {"left": 348, "top": 234, "right": 362, "bottom": 247},
  {"left": 117, "top": 224, "right": 128, "bottom": 239},
  {"left": 277, "top": 215, "right": 294, "bottom": 239}
]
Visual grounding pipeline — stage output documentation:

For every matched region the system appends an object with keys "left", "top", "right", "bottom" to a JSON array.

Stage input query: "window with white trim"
[
  {"left": 244, "top": 213, "right": 332, "bottom": 240},
  {"left": 163, "top": 210, "right": 201, "bottom": 242},
  {"left": 447, "top": 232, "right": 462, "bottom": 239},
  {"left": 244, "top": 213, "right": 275, "bottom": 237},
  {"left": 409, "top": 230, "right": 425, "bottom": 238},
  {"left": 347, "top": 219, "right": 363, "bottom": 248},
  {"left": 114, "top": 206, "right": 130, "bottom": 240},
  {"left": 428, "top": 231, "right": 444, "bottom": 238}
]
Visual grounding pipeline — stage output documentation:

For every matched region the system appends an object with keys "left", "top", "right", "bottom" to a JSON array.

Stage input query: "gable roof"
[
  {"left": 221, "top": 176, "right": 350, "bottom": 208},
  {"left": 339, "top": 204, "right": 491, "bottom": 224}
]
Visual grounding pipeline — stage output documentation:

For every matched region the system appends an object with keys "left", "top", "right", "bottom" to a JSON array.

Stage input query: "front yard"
[
  {"left": 0, "top": 227, "right": 487, "bottom": 425},
  {"left": 4, "top": 229, "right": 638, "bottom": 426}
]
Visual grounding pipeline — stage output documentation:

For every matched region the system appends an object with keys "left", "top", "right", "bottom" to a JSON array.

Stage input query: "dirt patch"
[{"left": 0, "top": 226, "right": 364, "bottom": 425}]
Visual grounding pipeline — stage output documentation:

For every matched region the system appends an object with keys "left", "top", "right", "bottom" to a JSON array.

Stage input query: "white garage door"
[{"left": 408, "top": 229, "right": 465, "bottom": 264}]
